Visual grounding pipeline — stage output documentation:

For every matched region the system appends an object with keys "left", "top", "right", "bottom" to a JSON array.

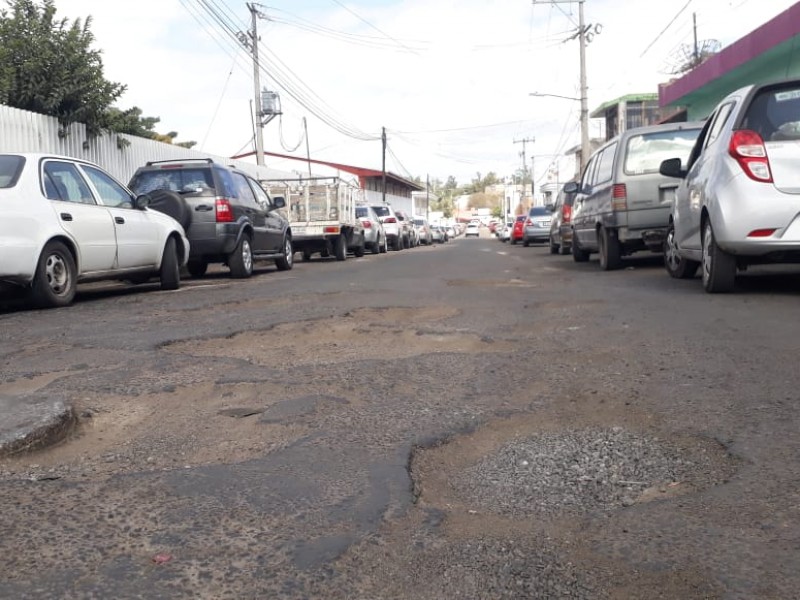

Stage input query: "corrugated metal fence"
[{"left": 0, "top": 104, "right": 292, "bottom": 184}]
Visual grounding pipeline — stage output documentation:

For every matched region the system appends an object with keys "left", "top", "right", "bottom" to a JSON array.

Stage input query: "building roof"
[
  {"left": 659, "top": 2, "right": 800, "bottom": 116},
  {"left": 590, "top": 93, "right": 659, "bottom": 118},
  {"left": 231, "top": 150, "right": 424, "bottom": 191}
]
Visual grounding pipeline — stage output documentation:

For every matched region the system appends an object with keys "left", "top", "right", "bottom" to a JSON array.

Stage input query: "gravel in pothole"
[{"left": 450, "top": 427, "right": 718, "bottom": 516}]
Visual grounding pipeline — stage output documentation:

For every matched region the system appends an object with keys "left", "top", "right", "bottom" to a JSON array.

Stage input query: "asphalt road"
[{"left": 1, "top": 232, "right": 799, "bottom": 599}]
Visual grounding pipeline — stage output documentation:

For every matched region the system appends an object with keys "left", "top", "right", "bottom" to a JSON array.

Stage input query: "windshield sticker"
[{"left": 775, "top": 90, "right": 800, "bottom": 102}]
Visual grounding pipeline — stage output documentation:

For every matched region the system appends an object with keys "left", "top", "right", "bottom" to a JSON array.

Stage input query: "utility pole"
[
  {"left": 532, "top": 0, "right": 592, "bottom": 175},
  {"left": 247, "top": 3, "right": 265, "bottom": 166},
  {"left": 693, "top": 12, "right": 699, "bottom": 64},
  {"left": 514, "top": 137, "right": 535, "bottom": 203},
  {"left": 381, "top": 127, "right": 387, "bottom": 204},
  {"left": 426, "top": 174, "right": 430, "bottom": 222}
]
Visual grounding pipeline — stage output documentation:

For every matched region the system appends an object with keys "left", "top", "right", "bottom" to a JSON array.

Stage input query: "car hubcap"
[
  {"left": 702, "top": 224, "right": 712, "bottom": 284},
  {"left": 45, "top": 254, "right": 69, "bottom": 296},
  {"left": 665, "top": 229, "right": 681, "bottom": 271},
  {"left": 243, "top": 240, "right": 253, "bottom": 272},
  {"left": 284, "top": 239, "right": 293, "bottom": 266}
]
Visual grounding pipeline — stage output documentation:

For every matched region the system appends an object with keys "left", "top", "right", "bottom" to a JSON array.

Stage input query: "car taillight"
[
  {"left": 216, "top": 198, "right": 233, "bottom": 222},
  {"left": 612, "top": 184, "right": 627, "bottom": 210},
  {"left": 729, "top": 129, "right": 773, "bottom": 182},
  {"left": 562, "top": 204, "right": 572, "bottom": 223},
  {"left": 361, "top": 219, "right": 372, "bottom": 229},
  {"left": 526, "top": 218, "right": 533, "bottom": 226},
  {"left": 384, "top": 217, "right": 397, "bottom": 223}
]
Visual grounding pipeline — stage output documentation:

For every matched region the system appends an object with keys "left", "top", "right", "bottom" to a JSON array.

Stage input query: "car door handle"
[
  {"left": 195, "top": 205, "right": 213, "bottom": 211},
  {"left": 115, "top": 216, "right": 125, "bottom": 224},
  {"left": 60, "top": 212, "right": 73, "bottom": 222}
]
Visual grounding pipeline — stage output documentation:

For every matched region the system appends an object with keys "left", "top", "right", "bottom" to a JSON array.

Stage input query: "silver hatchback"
[{"left": 660, "top": 79, "right": 800, "bottom": 292}]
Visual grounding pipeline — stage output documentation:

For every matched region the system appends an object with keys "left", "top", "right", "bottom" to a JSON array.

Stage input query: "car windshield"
[
  {"left": 529, "top": 207, "right": 550, "bottom": 216},
  {"left": 744, "top": 85, "right": 800, "bottom": 141},
  {"left": 624, "top": 128, "right": 700, "bottom": 175},
  {"left": 372, "top": 206, "right": 391, "bottom": 217},
  {"left": 130, "top": 168, "right": 215, "bottom": 195},
  {"left": 0, "top": 155, "right": 25, "bottom": 188}
]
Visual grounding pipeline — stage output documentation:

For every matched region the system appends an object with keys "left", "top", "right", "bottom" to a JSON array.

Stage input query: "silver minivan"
[{"left": 566, "top": 121, "right": 703, "bottom": 270}]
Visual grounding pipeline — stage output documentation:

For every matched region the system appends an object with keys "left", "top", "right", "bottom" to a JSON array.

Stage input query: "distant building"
[
  {"left": 659, "top": 2, "right": 800, "bottom": 120},
  {"left": 591, "top": 94, "right": 683, "bottom": 141}
]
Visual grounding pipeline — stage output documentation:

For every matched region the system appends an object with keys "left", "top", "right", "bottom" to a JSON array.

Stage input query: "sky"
[{"left": 59, "top": 0, "right": 794, "bottom": 190}]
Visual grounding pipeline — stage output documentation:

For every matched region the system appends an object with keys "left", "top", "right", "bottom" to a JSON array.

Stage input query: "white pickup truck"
[{"left": 261, "top": 177, "right": 366, "bottom": 261}]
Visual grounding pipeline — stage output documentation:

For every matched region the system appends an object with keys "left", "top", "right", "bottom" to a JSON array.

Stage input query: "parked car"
[
  {"left": 0, "top": 153, "right": 189, "bottom": 308},
  {"left": 465, "top": 222, "right": 480, "bottom": 237},
  {"left": 549, "top": 185, "right": 577, "bottom": 255},
  {"left": 431, "top": 225, "right": 445, "bottom": 243},
  {"left": 394, "top": 210, "right": 416, "bottom": 248},
  {"left": 128, "top": 158, "right": 291, "bottom": 278},
  {"left": 568, "top": 121, "right": 704, "bottom": 269},
  {"left": 509, "top": 215, "right": 526, "bottom": 244},
  {"left": 522, "top": 206, "right": 552, "bottom": 246},
  {"left": 660, "top": 78, "right": 800, "bottom": 292},
  {"left": 371, "top": 204, "right": 403, "bottom": 251},
  {"left": 413, "top": 218, "right": 433, "bottom": 245},
  {"left": 355, "top": 205, "right": 387, "bottom": 254},
  {"left": 499, "top": 220, "right": 513, "bottom": 242}
]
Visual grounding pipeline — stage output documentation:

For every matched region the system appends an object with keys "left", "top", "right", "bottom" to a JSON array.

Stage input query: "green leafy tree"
[{"left": 0, "top": 0, "right": 124, "bottom": 136}]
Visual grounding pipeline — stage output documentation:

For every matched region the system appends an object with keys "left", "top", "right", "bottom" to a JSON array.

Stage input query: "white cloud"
[{"left": 55, "top": 0, "right": 792, "bottom": 188}]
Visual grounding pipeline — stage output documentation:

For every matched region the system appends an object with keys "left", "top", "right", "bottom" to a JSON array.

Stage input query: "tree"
[
  {"left": 0, "top": 0, "right": 124, "bottom": 136},
  {"left": 0, "top": 1, "right": 194, "bottom": 146}
]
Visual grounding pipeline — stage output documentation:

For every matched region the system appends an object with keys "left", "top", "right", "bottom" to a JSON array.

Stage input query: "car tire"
[
  {"left": 370, "top": 237, "right": 381, "bottom": 255},
  {"left": 393, "top": 236, "right": 403, "bottom": 251},
  {"left": 510, "top": 237, "right": 517, "bottom": 245},
  {"left": 664, "top": 224, "right": 699, "bottom": 279},
  {"left": 31, "top": 241, "right": 77, "bottom": 308},
  {"left": 275, "top": 235, "right": 293, "bottom": 271},
  {"left": 702, "top": 221, "right": 736, "bottom": 293},
  {"left": 598, "top": 226, "right": 622, "bottom": 271},
  {"left": 334, "top": 234, "right": 347, "bottom": 261},
  {"left": 572, "top": 232, "right": 590, "bottom": 262},
  {"left": 159, "top": 237, "right": 180, "bottom": 291},
  {"left": 523, "top": 237, "right": 530, "bottom": 247},
  {"left": 559, "top": 241, "right": 571, "bottom": 255},
  {"left": 187, "top": 259, "right": 208, "bottom": 278},
  {"left": 145, "top": 190, "right": 192, "bottom": 231},
  {"left": 380, "top": 236, "right": 388, "bottom": 253},
  {"left": 229, "top": 234, "right": 254, "bottom": 278},
  {"left": 549, "top": 236, "right": 559, "bottom": 254}
]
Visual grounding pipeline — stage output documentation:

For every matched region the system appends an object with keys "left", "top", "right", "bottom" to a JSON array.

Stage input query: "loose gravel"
[{"left": 450, "top": 427, "right": 717, "bottom": 517}]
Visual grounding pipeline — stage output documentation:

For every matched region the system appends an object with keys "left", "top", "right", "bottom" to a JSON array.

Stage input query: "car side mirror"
[
  {"left": 271, "top": 196, "right": 286, "bottom": 209},
  {"left": 562, "top": 181, "right": 579, "bottom": 194},
  {"left": 659, "top": 158, "right": 686, "bottom": 178},
  {"left": 134, "top": 194, "right": 151, "bottom": 210}
]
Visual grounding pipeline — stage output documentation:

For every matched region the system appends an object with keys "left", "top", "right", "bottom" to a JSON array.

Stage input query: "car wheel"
[
  {"left": 393, "top": 236, "right": 403, "bottom": 251},
  {"left": 371, "top": 237, "right": 381, "bottom": 255},
  {"left": 31, "top": 241, "right": 77, "bottom": 308},
  {"left": 380, "top": 236, "right": 388, "bottom": 253},
  {"left": 664, "top": 224, "right": 699, "bottom": 279},
  {"left": 510, "top": 237, "right": 517, "bottom": 245},
  {"left": 559, "top": 240, "right": 571, "bottom": 255},
  {"left": 159, "top": 237, "right": 181, "bottom": 291},
  {"left": 572, "top": 232, "right": 590, "bottom": 262},
  {"left": 229, "top": 234, "right": 254, "bottom": 278},
  {"left": 523, "top": 237, "right": 530, "bottom": 247},
  {"left": 334, "top": 234, "right": 347, "bottom": 261},
  {"left": 145, "top": 190, "right": 192, "bottom": 231},
  {"left": 187, "top": 259, "right": 208, "bottom": 278},
  {"left": 598, "top": 226, "right": 622, "bottom": 271},
  {"left": 549, "top": 236, "right": 559, "bottom": 254},
  {"left": 702, "top": 221, "right": 736, "bottom": 293},
  {"left": 275, "top": 236, "right": 293, "bottom": 271}
]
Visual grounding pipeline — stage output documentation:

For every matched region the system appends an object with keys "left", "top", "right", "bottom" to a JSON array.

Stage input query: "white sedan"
[
  {"left": 465, "top": 222, "right": 480, "bottom": 237},
  {"left": 0, "top": 153, "right": 189, "bottom": 308}
]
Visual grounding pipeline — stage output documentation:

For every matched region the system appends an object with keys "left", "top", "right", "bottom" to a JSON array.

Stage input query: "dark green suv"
[{"left": 129, "top": 158, "right": 293, "bottom": 278}]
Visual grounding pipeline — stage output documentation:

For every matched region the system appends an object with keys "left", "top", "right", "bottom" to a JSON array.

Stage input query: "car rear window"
[
  {"left": 624, "top": 128, "right": 700, "bottom": 175},
  {"left": 372, "top": 206, "right": 391, "bottom": 217},
  {"left": 515, "top": 215, "right": 526, "bottom": 222},
  {"left": 0, "top": 155, "right": 25, "bottom": 188},
  {"left": 529, "top": 206, "right": 549, "bottom": 216},
  {"left": 356, "top": 207, "right": 369, "bottom": 218},
  {"left": 130, "top": 167, "right": 215, "bottom": 196},
  {"left": 744, "top": 85, "right": 800, "bottom": 141}
]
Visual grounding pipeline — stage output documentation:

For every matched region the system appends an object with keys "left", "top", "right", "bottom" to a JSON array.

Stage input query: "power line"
[
  {"left": 640, "top": 0, "right": 693, "bottom": 58},
  {"left": 328, "top": 0, "right": 421, "bottom": 56}
]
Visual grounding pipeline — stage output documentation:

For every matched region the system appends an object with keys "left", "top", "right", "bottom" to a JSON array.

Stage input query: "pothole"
[
  {"left": 165, "top": 306, "right": 514, "bottom": 366},
  {"left": 416, "top": 426, "right": 738, "bottom": 518}
]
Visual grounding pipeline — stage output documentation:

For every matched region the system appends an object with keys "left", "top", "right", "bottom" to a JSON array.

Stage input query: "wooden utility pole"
[
  {"left": 381, "top": 127, "right": 387, "bottom": 204},
  {"left": 247, "top": 3, "right": 265, "bottom": 166}
]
